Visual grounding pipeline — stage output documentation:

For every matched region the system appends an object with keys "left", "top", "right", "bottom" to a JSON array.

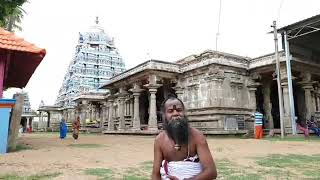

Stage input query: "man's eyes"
[{"left": 167, "top": 109, "right": 183, "bottom": 112}]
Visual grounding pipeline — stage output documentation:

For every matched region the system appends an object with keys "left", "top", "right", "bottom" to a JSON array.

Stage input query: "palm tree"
[
  {"left": 6, "top": 5, "right": 26, "bottom": 32},
  {"left": 0, "top": 0, "right": 27, "bottom": 32}
]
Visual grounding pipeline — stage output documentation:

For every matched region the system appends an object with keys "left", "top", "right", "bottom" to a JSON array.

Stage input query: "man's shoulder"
[
  {"left": 190, "top": 127, "right": 206, "bottom": 142},
  {"left": 155, "top": 131, "right": 166, "bottom": 142}
]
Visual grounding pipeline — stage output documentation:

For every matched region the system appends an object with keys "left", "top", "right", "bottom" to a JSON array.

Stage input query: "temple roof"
[
  {"left": 0, "top": 28, "right": 46, "bottom": 55},
  {"left": 0, "top": 27, "right": 46, "bottom": 89}
]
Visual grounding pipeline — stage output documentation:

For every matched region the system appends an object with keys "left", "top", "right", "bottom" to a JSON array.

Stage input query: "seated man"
[
  {"left": 296, "top": 118, "right": 309, "bottom": 138},
  {"left": 152, "top": 96, "right": 217, "bottom": 180},
  {"left": 308, "top": 116, "right": 320, "bottom": 137}
]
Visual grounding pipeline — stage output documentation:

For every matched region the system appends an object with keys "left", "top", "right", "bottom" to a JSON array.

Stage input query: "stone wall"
[{"left": 179, "top": 64, "right": 252, "bottom": 130}]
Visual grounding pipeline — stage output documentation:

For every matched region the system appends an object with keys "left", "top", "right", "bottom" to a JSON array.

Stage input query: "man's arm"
[
  {"left": 189, "top": 133, "right": 217, "bottom": 180},
  {"left": 152, "top": 134, "right": 164, "bottom": 180}
]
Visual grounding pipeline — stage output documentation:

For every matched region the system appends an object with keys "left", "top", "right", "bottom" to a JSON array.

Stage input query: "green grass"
[
  {"left": 67, "top": 143, "right": 104, "bottom": 148},
  {"left": 216, "top": 159, "right": 262, "bottom": 180},
  {"left": 216, "top": 154, "right": 320, "bottom": 179},
  {"left": 84, "top": 168, "right": 113, "bottom": 179},
  {"left": 256, "top": 154, "right": 320, "bottom": 169},
  {"left": 122, "top": 175, "right": 149, "bottom": 180},
  {"left": 140, "top": 161, "right": 153, "bottom": 171},
  {"left": 0, "top": 172, "right": 61, "bottom": 180}
]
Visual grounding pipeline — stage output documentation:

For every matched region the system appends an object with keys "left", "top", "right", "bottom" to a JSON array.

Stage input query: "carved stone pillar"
[
  {"left": 107, "top": 99, "right": 114, "bottom": 131},
  {"left": 281, "top": 82, "right": 292, "bottom": 132},
  {"left": 39, "top": 112, "right": 43, "bottom": 129},
  {"left": 302, "top": 83, "right": 314, "bottom": 121},
  {"left": 262, "top": 80, "right": 274, "bottom": 129},
  {"left": 145, "top": 84, "right": 161, "bottom": 131},
  {"left": 132, "top": 92, "right": 141, "bottom": 130},
  {"left": 118, "top": 96, "right": 126, "bottom": 130},
  {"left": 26, "top": 117, "right": 30, "bottom": 129},
  {"left": 174, "top": 87, "right": 184, "bottom": 100},
  {"left": 317, "top": 89, "right": 320, "bottom": 112},
  {"left": 81, "top": 100, "right": 88, "bottom": 127},
  {"left": 100, "top": 102, "right": 107, "bottom": 129},
  {"left": 247, "top": 82, "right": 260, "bottom": 111}
]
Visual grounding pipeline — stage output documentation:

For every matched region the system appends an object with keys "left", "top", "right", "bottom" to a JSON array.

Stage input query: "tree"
[{"left": 0, "top": 0, "right": 27, "bottom": 32}]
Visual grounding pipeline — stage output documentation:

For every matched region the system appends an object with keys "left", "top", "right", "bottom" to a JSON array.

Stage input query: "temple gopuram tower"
[{"left": 55, "top": 17, "right": 126, "bottom": 109}]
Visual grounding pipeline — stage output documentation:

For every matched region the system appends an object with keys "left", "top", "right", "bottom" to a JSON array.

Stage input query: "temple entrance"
[
  {"left": 20, "top": 117, "right": 27, "bottom": 132},
  {"left": 293, "top": 82, "right": 304, "bottom": 121},
  {"left": 156, "top": 83, "right": 176, "bottom": 126},
  {"left": 139, "top": 90, "right": 149, "bottom": 126},
  {"left": 270, "top": 80, "right": 280, "bottom": 128}
]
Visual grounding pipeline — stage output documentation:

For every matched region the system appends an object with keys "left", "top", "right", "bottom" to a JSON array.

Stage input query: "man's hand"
[{"left": 167, "top": 175, "right": 179, "bottom": 180}]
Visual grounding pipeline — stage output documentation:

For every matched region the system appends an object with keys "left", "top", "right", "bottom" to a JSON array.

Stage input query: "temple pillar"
[
  {"left": 107, "top": 99, "right": 114, "bottom": 131},
  {"left": 302, "top": 83, "right": 314, "bottom": 121},
  {"left": 262, "top": 80, "right": 273, "bottom": 129},
  {"left": 39, "top": 112, "right": 43, "bottom": 130},
  {"left": 247, "top": 82, "right": 260, "bottom": 111},
  {"left": 282, "top": 82, "right": 292, "bottom": 132},
  {"left": 118, "top": 97, "right": 125, "bottom": 130},
  {"left": 118, "top": 88, "right": 128, "bottom": 130},
  {"left": 131, "top": 85, "right": 144, "bottom": 130},
  {"left": 148, "top": 87, "right": 158, "bottom": 130},
  {"left": 145, "top": 85, "right": 161, "bottom": 131},
  {"left": 175, "top": 88, "right": 183, "bottom": 100},
  {"left": 317, "top": 89, "right": 320, "bottom": 112},
  {"left": 100, "top": 102, "right": 107, "bottom": 129}
]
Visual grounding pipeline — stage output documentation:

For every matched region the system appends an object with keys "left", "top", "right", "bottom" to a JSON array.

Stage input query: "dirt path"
[{"left": 1, "top": 133, "right": 320, "bottom": 179}]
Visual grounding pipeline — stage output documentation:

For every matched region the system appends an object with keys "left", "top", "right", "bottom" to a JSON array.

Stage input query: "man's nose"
[{"left": 172, "top": 110, "right": 180, "bottom": 116}]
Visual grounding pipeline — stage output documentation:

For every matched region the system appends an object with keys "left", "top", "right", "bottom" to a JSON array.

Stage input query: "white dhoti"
[{"left": 160, "top": 160, "right": 203, "bottom": 180}]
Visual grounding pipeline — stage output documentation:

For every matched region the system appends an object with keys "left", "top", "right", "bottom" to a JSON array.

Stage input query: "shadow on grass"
[
  {"left": 0, "top": 172, "right": 61, "bottom": 180},
  {"left": 67, "top": 143, "right": 104, "bottom": 148},
  {"left": 8, "top": 143, "right": 32, "bottom": 153},
  {"left": 84, "top": 168, "right": 113, "bottom": 179}
]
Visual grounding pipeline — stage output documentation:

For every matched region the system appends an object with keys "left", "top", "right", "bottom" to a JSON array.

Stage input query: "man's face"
[
  {"left": 164, "top": 99, "right": 185, "bottom": 122},
  {"left": 164, "top": 99, "right": 189, "bottom": 146}
]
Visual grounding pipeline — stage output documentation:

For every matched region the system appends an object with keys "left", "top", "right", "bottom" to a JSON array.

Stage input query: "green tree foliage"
[{"left": 0, "top": 0, "right": 27, "bottom": 31}]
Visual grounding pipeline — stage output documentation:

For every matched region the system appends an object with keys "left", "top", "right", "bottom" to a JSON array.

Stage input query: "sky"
[{"left": 3, "top": 0, "right": 320, "bottom": 109}]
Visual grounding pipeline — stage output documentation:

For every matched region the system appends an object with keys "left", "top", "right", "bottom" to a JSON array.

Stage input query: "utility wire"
[
  {"left": 276, "top": 0, "right": 285, "bottom": 24},
  {"left": 216, "top": 0, "right": 222, "bottom": 51}
]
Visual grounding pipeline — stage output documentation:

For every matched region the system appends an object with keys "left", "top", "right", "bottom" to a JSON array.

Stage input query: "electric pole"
[{"left": 272, "top": 21, "right": 285, "bottom": 139}]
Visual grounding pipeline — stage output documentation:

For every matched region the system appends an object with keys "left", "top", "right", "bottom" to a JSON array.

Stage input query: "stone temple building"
[
  {"left": 13, "top": 91, "right": 37, "bottom": 132},
  {"left": 39, "top": 14, "right": 320, "bottom": 135},
  {"left": 49, "top": 17, "right": 125, "bottom": 125}
]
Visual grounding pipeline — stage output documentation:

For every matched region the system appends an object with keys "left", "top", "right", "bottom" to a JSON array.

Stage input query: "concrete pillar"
[{"left": 107, "top": 99, "right": 114, "bottom": 131}]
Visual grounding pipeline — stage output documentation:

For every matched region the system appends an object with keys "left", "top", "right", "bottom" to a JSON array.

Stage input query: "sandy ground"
[{"left": 1, "top": 133, "right": 320, "bottom": 179}]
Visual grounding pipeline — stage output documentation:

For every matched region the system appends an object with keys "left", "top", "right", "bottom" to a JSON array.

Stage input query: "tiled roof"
[{"left": 0, "top": 27, "right": 46, "bottom": 55}]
